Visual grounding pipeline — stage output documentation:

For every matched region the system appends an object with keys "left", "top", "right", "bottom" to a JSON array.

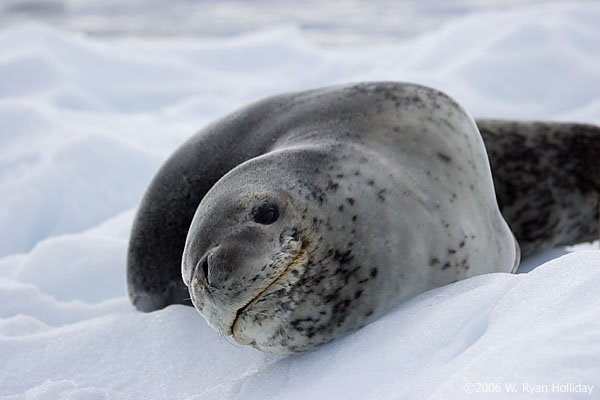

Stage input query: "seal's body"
[
  {"left": 479, "top": 120, "right": 599, "bottom": 257},
  {"left": 127, "top": 82, "right": 599, "bottom": 355}
]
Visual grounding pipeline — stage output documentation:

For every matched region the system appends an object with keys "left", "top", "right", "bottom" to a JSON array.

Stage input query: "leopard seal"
[{"left": 127, "top": 82, "right": 599, "bottom": 355}]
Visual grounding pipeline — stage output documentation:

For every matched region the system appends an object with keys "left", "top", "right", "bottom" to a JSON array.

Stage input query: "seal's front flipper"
[
  {"left": 476, "top": 119, "right": 600, "bottom": 257},
  {"left": 133, "top": 283, "right": 192, "bottom": 312}
]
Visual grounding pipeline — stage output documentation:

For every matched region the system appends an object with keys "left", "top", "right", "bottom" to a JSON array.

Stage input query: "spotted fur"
[
  {"left": 127, "top": 82, "right": 597, "bottom": 354},
  {"left": 478, "top": 120, "right": 599, "bottom": 257}
]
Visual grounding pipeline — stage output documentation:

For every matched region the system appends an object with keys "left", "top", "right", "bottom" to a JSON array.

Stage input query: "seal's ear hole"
[{"left": 252, "top": 203, "right": 279, "bottom": 225}]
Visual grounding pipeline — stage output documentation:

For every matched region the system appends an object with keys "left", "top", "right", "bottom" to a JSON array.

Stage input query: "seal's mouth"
[{"left": 230, "top": 238, "right": 309, "bottom": 336}]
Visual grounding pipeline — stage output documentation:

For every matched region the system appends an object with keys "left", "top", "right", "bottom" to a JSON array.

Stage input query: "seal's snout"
[
  {"left": 185, "top": 247, "right": 213, "bottom": 288},
  {"left": 188, "top": 247, "right": 213, "bottom": 286},
  {"left": 189, "top": 248, "right": 211, "bottom": 286},
  {"left": 197, "top": 245, "right": 237, "bottom": 289},
  {"left": 199, "top": 256, "right": 210, "bottom": 284}
]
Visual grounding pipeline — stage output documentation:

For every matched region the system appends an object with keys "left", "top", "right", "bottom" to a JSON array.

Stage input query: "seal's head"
[
  {"left": 182, "top": 148, "right": 343, "bottom": 354},
  {"left": 183, "top": 145, "right": 393, "bottom": 354}
]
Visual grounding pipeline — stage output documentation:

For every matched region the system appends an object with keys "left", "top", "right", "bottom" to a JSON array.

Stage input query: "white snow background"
[{"left": 1, "top": 2, "right": 600, "bottom": 399}]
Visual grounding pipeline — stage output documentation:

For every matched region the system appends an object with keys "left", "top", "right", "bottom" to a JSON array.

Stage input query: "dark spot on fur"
[
  {"left": 334, "top": 250, "right": 354, "bottom": 264},
  {"left": 442, "top": 262, "right": 451, "bottom": 270},
  {"left": 338, "top": 205, "right": 344, "bottom": 212},
  {"left": 370, "top": 267, "right": 378, "bottom": 278},
  {"left": 429, "top": 257, "right": 440, "bottom": 266},
  {"left": 461, "top": 259, "right": 469, "bottom": 269},
  {"left": 377, "top": 189, "right": 386, "bottom": 201},
  {"left": 437, "top": 152, "right": 452, "bottom": 162},
  {"left": 347, "top": 197, "right": 355, "bottom": 205},
  {"left": 326, "top": 180, "right": 339, "bottom": 192}
]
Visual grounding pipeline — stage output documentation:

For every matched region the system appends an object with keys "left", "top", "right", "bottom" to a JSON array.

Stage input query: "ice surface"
[{"left": 0, "top": 2, "right": 599, "bottom": 399}]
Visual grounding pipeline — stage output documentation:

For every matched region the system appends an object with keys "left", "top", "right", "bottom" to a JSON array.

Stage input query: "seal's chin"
[
  {"left": 187, "top": 236, "right": 310, "bottom": 343},
  {"left": 231, "top": 260, "right": 294, "bottom": 333},
  {"left": 231, "top": 239, "right": 310, "bottom": 349}
]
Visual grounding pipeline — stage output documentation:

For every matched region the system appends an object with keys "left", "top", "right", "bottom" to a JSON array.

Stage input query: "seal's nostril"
[{"left": 202, "top": 257, "right": 210, "bottom": 284}]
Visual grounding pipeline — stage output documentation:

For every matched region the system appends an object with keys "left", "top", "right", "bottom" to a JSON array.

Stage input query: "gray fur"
[
  {"left": 478, "top": 120, "right": 599, "bottom": 257},
  {"left": 126, "top": 82, "right": 598, "bottom": 354}
]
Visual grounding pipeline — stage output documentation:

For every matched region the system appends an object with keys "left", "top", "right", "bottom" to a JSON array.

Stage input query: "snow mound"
[{"left": 1, "top": 252, "right": 598, "bottom": 399}]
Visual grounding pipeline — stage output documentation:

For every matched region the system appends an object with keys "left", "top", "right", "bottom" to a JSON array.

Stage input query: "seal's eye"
[{"left": 252, "top": 203, "right": 279, "bottom": 225}]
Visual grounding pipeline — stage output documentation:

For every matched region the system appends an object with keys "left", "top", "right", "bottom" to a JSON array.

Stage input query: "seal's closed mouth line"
[{"left": 231, "top": 239, "right": 308, "bottom": 334}]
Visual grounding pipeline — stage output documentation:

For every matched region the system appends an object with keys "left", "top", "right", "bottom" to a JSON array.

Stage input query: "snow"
[{"left": 1, "top": 2, "right": 599, "bottom": 399}]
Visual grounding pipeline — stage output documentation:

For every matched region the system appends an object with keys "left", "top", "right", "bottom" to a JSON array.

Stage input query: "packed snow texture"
[{"left": 1, "top": 2, "right": 599, "bottom": 399}]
